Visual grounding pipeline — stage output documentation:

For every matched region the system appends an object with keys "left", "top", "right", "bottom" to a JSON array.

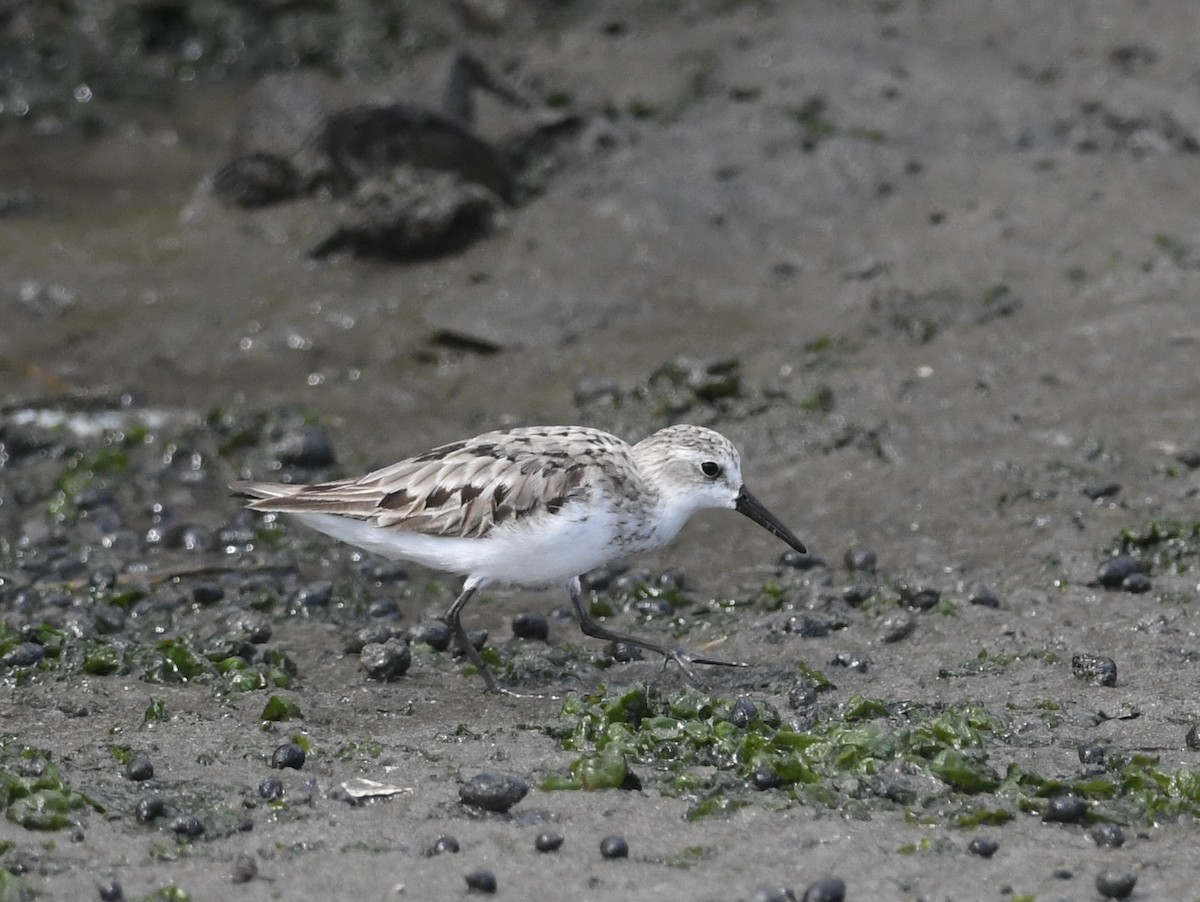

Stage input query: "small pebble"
[
  {"left": 192, "top": 582, "right": 225, "bottom": 605},
  {"left": 359, "top": 638, "right": 412, "bottom": 681},
  {"left": 1072, "top": 653, "right": 1117, "bottom": 687},
  {"left": 170, "top": 814, "right": 205, "bottom": 837},
  {"left": 633, "top": 597, "right": 674, "bottom": 618},
  {"left": 512, "top": 611, "right": 549, "bottom": 640},
  {"left": 657, "top": 568, "right": 686, "bottom": 590},
  {"left": 967, "top": 836, "right": 998, "bottom": 858},
  {"left": 344, "top": 623, "right": 400, "bottom": 654},
  {"left": 125, "top": 755, "right": 154, "bottom": 782},
  {"left": 2, "top": 642, "right": 45, "bottom": 667},
  {"left": 751, "top": 885, "right": 796, "bottom": 902},
  {"left": 599, "top": 834, "right": 629, "bottom": 859},
  {"left": 728, "top": 696, "right": 759, "bottom": 728},
  {"left": 1187, "top": 725, "right": 1200, "bottom": 751},
  {"left": 1095, "top": 868, "right": 1137, "bottom": 899},
  {"left": 274, "top": 426, "right": 336, "bottom": 468},
  {"left": 779, "top": 549, "right": 823, "bottom": 570},
  {"left": 880, "top": 612, "right": 916, "bottom": 643},
  {"left": 464, "top": 868, "right": 497, "bottom": 894},
  {"left": 89, "top": 565, "right": 118, "bottom": 591},
  {"left": 258, "top": 777, "right": 284, "bottom": 801},
  {"left": 368, "top": 596, "right": 399, "bottom": 618},
  {"left": 1082, "top": 482, "right": 1121, "bottom": 500},
  {"left": 97, "top": 876, "right": 123, "bottom": 901},
  {"left": 459, "top": 773, "right": 528, "bottom": 813},
  {"left": 71, "top": 826, "right": 85, "bottom": 842},
  {"left": 134, "top": 795, "right": 165, "bottom": 824},
  {"left": 844, "top": 547, "right": 877, "bottom": 573},
  {"left": 901, "top": 586, "right": 940, "bottom": 610},
  {"left": 431, "top": 835, "right": 460, "bottom": 855},
  {"left": 1090, "top": 824, "right": 1125, "bottom": 847},
  {"left": 271, "top": 742, "right": 306, "bottom": 770},
  {"left": 295, "top": 581, "right": 334, "bottom": 609},
  {"left": 1078, "top": 743, "right": 1105, "bottom": 765},
  {"left": 841, "top": 582, "right": 873, "bottom": 605},
  {"left": 407, "top": 620, "right": 452, "bottom": 651},
  {"left": 968, "top": 585, "right": 1000, "bottom": 608},
  {"left": 752, "top": 767, "right": 784, "bottom": 790},
  {"left": 1042, "top": 795, "right": 1088, "bottom": 823},
  {"left": 785, "top": 615, "right": 830, "bottom": 638},
  {"left": 534, "top": 832, "right": 564, "bottom": 852},
  {"left": 801, "top": 875, "right": 846, "bottom": 902},
  {"left": 465, "top": 629, "right": 489, "bottom": 652},
  {"left": 1121, "top": 571, "right": 1152, "bottom": 593},
  {"left": 1177, "top": 448, "right": 1200, "bottom": 469},
  {"left": 231, "top": 854, "right": 258, "bottom": 884},
  {"left": 787, "top": 683, "right": 818, "bottom": 709},
  {"left": 1096, "top": 555, "right": 1141, "bottom": 589}
]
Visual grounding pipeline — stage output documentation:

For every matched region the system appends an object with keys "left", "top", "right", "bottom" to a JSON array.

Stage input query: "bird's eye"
[{"left": 700, "top": 461, "right": 721, "bottom": 478}]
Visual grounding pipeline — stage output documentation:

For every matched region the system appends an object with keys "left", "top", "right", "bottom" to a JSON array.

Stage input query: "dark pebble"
[
  {"left": 238, "top": 815, "right": 254, "bottom": 831},
  {"left": 295, "top": 581, "right": 334, "bottom": 609},
  {"left": 271, "top": 742, "right": 306, "bottom": 770},
  {"left": 1072, "top": 653, "right": 1117, "bottom": 687},
  {"left": 729, "top": 696, "right": 759, "bottom": 728},
  {"left": 431, "top": 835, "right": 460, "bottom": 855},
  {"left": 512, "top": 611, "right": 550, "bottom": 641},
  {"left": 1121, "top": 572, "right": 1152, "bottom": 593},
  {"left": 8, "top": 587, "right": 41, "bottom": 613},
  {"left": 967, "top": 836, "right": 998, "bottom": 858},
  {"left": 1096, "top": 555, "right": 1141, "bottom": 589},
  {"left": 134, "top": 795, "right": 165, "bottom": 824},
  {"left": 787, "top": 682, "right": 819, "bottom": 709},
  {"left": 841, "top": 582, "right": 873, "bottom": 605},
  {"left": 779, "top": 549, "right": 823, "bottom": 570},
  {"left": 1078, "top": 743, "right": 1105, "bottom": 765},
  {"left": 459, "top": 773, "right": 528, "bottom": 813},
  {"left": 609, "top": 641, "right": 644, "bottom": 663},
  {"left": 229, "top": 610, "right": 272, "bottom": 644},
  {"left": 170, "top": 814, "right": 205, "bottom": 837},
  {"left": 97, "top": 876, "right": 123, "bottom": 901},
  {"left": 1178, "top": 448, "right": 1200, "bottom": 469},
  {"left": 1095, "top": 869, "right": 1137, "bottom": 899},
  {"left": 535, "top": 832, "right": 563, "bottom": 852},
  {"left": 968, "top": 585, "right": 1000, "bottom": 608},
  {"left": 1187, "top": 725, "right": 1200, "bottom": 751},
  {"left": 216, "top": 524, "right": 256, "bottom": 550},
  {"left": 258, "top": 777, "right": 284, "bottom": 801},
  {"left": 880, "top": 612, "right": 917, "bottom": 643},
  {"left": 360, "top": 639, "right": 412, "bottom": 681},
  {"left": 901, "top": 586, "right": 940, "bottom": 610},
  {"left": 830, "top": 652, "right": 869, "bottom": 673},
  {"left": 93, "top": 604, "right": 127, "bottom": 634},
  {"left": 633, "top": 597, "right": 675, "bottom": 618},
  {"left": 125, "top": 755, "right": 154, "bottom": 782},
  {"left": 407, "top": 620, "right": 452, "bottom": 651},
  {"left": 844, "top": 547, "right": 877, "bottom": 573},
  {"left": 1090, "top": 823, "right": 1125, "bottom": 847},
  {"left": 657, "top": 568, "right": 686, "bottom": 590},
  {"left": 801, "top": 875, "right": 846, "bottom": 902},
  {"left": 785, "top": 615, "right": 830, "bottom": 638},
  {"left": 751, "top": 885, "right": 796, "bottom": 902},
  {"left": 465, "top": 629, "right": 489, "bottom": 652},
  {"left": 345, "top": 623, "right": 400, "bottom": 654},
  {"left": 274, "top": 426, "right": 336, "bottom": 468},
  {"left": 89, "top": 565, "right": 118, "bottom": 591},
  {"left": 213, "top": 152, "right": 301, "bottom": 208},
  {"left": 71, "top": 826, "right": 85, "bottom": 842},
  {"left": 1042, "top": 794, "right": 1088, "bottom": 823},
  {"left": 1082, "top": 482, "right": 1121, "bottom": 500},
  {"left": 3, "top": 642, "right": 45, "bottom": 667},
  {"left": 368, "top": 596, "right": 399, "bottom": 619},
  {"left": 1052, "top": 867, "right": 1073, "bottom": 879},
  {"left": 362, "top": 559, "right": 408, "bottom": 583},
  {"left": 599, "top": 834, "right": 629, "bottom": 859},
  {"left": 192, "top": 582, "right": 225, "bottom": 605},
  {"left": 752, "top": 766, "right": 784, "bottom": 790},
  {"left": 464, "top": 869, "right": 497, "bottom": 894},
  {"left": 580, "top": 564, "right": 622, "bottom": 591},
  {"left": 231, "top": 853, "right": 258, "bottom": 884}
]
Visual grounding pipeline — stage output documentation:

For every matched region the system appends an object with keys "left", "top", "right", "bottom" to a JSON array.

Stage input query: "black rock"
[
  {"left": 657, "top": 568, "right": 687, "bottom": 590},
  {"left": 368, "top": 596, "right": 399, "bottom": 619},
  {"left": 192, "top": 582, "right": 225, "bottom": 605},
  {"left": 295, "top": 581, "right": 334, "bottom": 609},
  {"left": 534, "top": 832, "right": 563, "bottom": 852},
  {"left": 1072, "top": 653, "right": 1117, "bottom": 687},
  {"left": 271, "top": 742, "right": 306, "bottom": 770},
  {"left": 97, "top": 876, "right": 124, "bottom": 901},
  {"left": 460, "top": 773, "right": 528, "bottom": 813},
  {"left": 465, "top": 629, "right": 489, "bottom": 652},
  {"left": 407, "top": 620, "right": 452, "bottom": 651},
  {"left": 787, "top": 682, "right": 819, "bottom": 709},
  {"left": 1121, "top": 571, "right": 1152, "bottom": 593},
  {"left": 633, "top": 597, "right": 675, "bottom": 618},
  {"left": 801, "top": 875, "right": 846, "bottom": 902},
  {"left": 170, "top": 814, "right": 205, "bottom": 837},
  {"left": 785, "top": 615, "right": 830, "bottom": 638},
  {"left": 1095, "top": 869, "right": 1137, "bottom": 899},
  {"left": 967, "top": 836, "right": 998, "bottom": 858},
  {"left": 258, "top": 777, "right": 284, "bottom": 801},
  {"left": 1082, "top": 482, "right": 1121, "bottom": 500},
  {"left": 1097, "top": 555, "right": 1141, "bottom": 589},
  {"left": 779, "top": 549, "right": 823, "bottom": 570},
  {"left": 968, "top": 586, "right": 1000, "bottom": 608},
  {"left": 213, "top": 153, "right": 302, "bottom": 208},
  {"left": 229, "top": 610, "right": 273, "bottom": 644},
  {"left": 359, "top": 639, "right": 412, "bottom": 681},
  {"left": 89, "top": 565, "right": 118, "bottom": 591},
  {"left": 3, "top": 642, "right": 45, "bottom": 667},
  {"left": 125, "top": 755, "right": 154, "bottom": 782},
  {"left": 134, "top": 795, "right": 165, "bottom": 824},
  {"left": 599, "top": 834, "right": 629, "bottom": 859},
  {"left": 231, "top": 853, "right": 258, "bottom": 884},
  {"left": 880, "top": 612, "right": 917, "bottom": 643},
  {"left": 1042, "top": 795, "right": 1088, "bottom": 823},
  {"left": 1090, "top": 823, "right": 1125, "bottom": 847},
  {"left": 729, "top": 696, "right": 759, "bottom": 728},
  {"left": 609, "top": 641, "right": 644, "bottom": 663},
  {"left": 841, "top": 582, "right": 873, "bottom": 605},
  {"left": 345, "top": 623, "right": 400, "bottom": 654},
  {"left": 274, "top": 426, "right": 336, "bottom": 468},
  {"left": 900, "top": 586, "right": 940, "bottom": 610},
  {"left": 844, "top": 547, "right": 877, "bottom": 573},
  {"left": 431, "top": 835, "right": 460, "bottom": 855},
  {"left": 464, "top": 868, "right": 497, "bottom": 894},
  {"left": 752, "top": 767, "right": 784, "bottom": 790},
  {"left": 1187, "top": 724, "right": 1200, "bottom": 751},
  {"left": 512, "top": 611, "right": 549, "bottom": 641},
  {"left": 1078, "top": 743, "right": 1106, "bottom": 765},
  {"left": 751, "top": 884, "right": 796, "bottom": 902},
  {"left": 1177, "top": 448, "right": 1200, "bottom": 469}
]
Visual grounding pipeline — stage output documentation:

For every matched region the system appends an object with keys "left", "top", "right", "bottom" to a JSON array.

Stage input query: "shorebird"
[{"left": 233, "top": 424, "right": 807, "bottom": 692}]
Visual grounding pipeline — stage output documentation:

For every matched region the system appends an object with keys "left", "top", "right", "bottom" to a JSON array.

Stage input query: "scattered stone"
[
  {"left": 97, "top": 876, "right": 123, "bottom": 901},
  {"left": 213, "top": 153, "right": 302, "bottom": 208},
  {"left": 1082, "top": 482, "right": 1121, "bottom": 500},
  {"left": 968, "top": 585, "right": 1000, "bottom": 608},
  {"left": 271, "top": 742, "right": 306, "bottom": 770},
  {"left": 295, "top": 581, "right": 334, "bottom": 609},
  {"left": 633, "top": 596, "right": 674, "bottom": 618},
  {"left": 534, "top": 832, "right": 563, "bottom": 852},
  {"left": 787, "top": 683, "right": 819, "bottom": 709},
  {"left": 779, "top": 549, "right": 823, "bottom": 570},
  {"left": 170, "top": 814, "right": 205, "bottom": 837},
  {"left": 464, "top": 868, "right": 497, "bottom": 893},
  {"left": 228, "top": 610, "right": 273, "bottom": 643},
  {"left": 728, "top": 697, "right": 759, "bottom": 728},
  {"left": 368, "top": 596, "right": 399, "bottom": 619},
  {"left": 407, "top": 620, "right": 452, "bottom": 651},
  {"left": 124, "top": 755, "right": 154, "bottom": 782},
  {"left": 1078, "top": 743, "right": 1105, "bottom": 765},
  {"left": 1095, "top": 869, "right": 1137, "bottom": 899},
  {"left": 967, "top": 836, "right": 998, "bottom": 858},
  {"left": 574, "top": 374, "right": 619, "bottom": 406},
  {"left": 459, "top": 773, "right": 528, "bottom": 813},
  {"left": 512, "top": 611, "right": 549, "bottom": 640},
  {"left": 1090, "top": 824, "right": 1126, "bottom": 847},
  {"left": 1187, "top": 725, "right": 1200, "bottom": 751},
  {"left": 1072, "top": 653, "right": 1117, "bottom": 687},
  {"left": 3, "top": 642, "right": 45, "bottom": 667},
  {"left": 231, "top": 853, "right": 258, "bottom": 884},
  {"left": 134, "top": 795, "right": 165, "bottom": 824},
  {"left": 258, "top": 777, "right": 284, "bottom": 801},
  {"left": 431, "top": 835, "right": 460, "bottom": 855},
  {"left": 900, "top": 586, "right": 940, "bottom": 610},
  {"left": 345, "top": 623, "right": 401, "bottom": 654},
  {"left": 192, "top": 582, "right": 225, "bottom": 605},
  {"left": 1121, "top": 571, "right": 1152, "bottom": 593},
  {"left": 1177, "top": 448, "right": 1200, "bottom": 469},
  {"left": 844, "top": 547, "right": 877, "bottom": 573},
  {"left": 880, "top": 612, "right": 916, "bottom": 643},
  {"left": 89, "top": 565, "right": 118, "bottom": 590},
  {"left": 465, "top": 629, "right": 489, "bottom": 652},
  {"left": 1096, "top": 555, "right": 1141, "bottom": 589},
  {"left": 1042, "top": 795, "right": 1088, "bottom": 823},
  {"left": 752, "top": 766, "right": 784, "bottom": 790},
  {"left": 599, "top": 834, "right": 629, "bottom": 859},
  {"left": 785, "top": 615, "right": 830, "bottom": 638},
  {"left": 359, "top": 638, "right": 412, "bottom": 681},
  {"left": 841, "top": 583, "right": 873, "bottom": 605},
  {"left": 830, "top": 652, "right": 869, "bottom": 673},
  {"left": 801, "top": 875, "right": 846, "bottom": 902},
  {"left": 274, "top": 426, "right": 336, "bottom": 468},
  {"left": 752, "top": 885, "right": 796, "bottom": 902}
]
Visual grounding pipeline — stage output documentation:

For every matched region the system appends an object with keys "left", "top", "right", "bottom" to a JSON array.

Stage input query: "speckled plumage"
[{"left": 233, "top": 423, "right": 807, "bottom": 691}]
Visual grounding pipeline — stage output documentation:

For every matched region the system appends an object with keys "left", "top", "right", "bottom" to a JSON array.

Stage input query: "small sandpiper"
[{"left": 233, "top": 423, "right": 807, "bottom": 692}]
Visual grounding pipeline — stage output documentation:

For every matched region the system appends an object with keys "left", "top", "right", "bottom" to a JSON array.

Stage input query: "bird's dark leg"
[
  {"left": 442, "top": 583, "right": 503, "bottom": 694},
  {"left": 566, "top": 577, "right": 745, "bottom": 684}
]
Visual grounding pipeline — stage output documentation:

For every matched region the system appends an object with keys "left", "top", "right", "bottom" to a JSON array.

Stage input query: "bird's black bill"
[{"left": 735, "top": 487, "right": 807, "bottom": 555}]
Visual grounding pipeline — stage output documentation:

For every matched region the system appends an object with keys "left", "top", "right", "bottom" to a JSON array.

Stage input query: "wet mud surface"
[{"left": 2, "top": 2, "right": 1200, "bottom": 900}]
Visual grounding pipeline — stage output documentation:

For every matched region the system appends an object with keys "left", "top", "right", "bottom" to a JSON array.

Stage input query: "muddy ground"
[{"left": 2, "top": 1, "right": 1200, "bottom": 900}]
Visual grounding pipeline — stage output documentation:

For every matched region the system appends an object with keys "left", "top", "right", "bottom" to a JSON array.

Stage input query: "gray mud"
[{"left": 2, "top": 2, "right": 1200, "bottom": 900}]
